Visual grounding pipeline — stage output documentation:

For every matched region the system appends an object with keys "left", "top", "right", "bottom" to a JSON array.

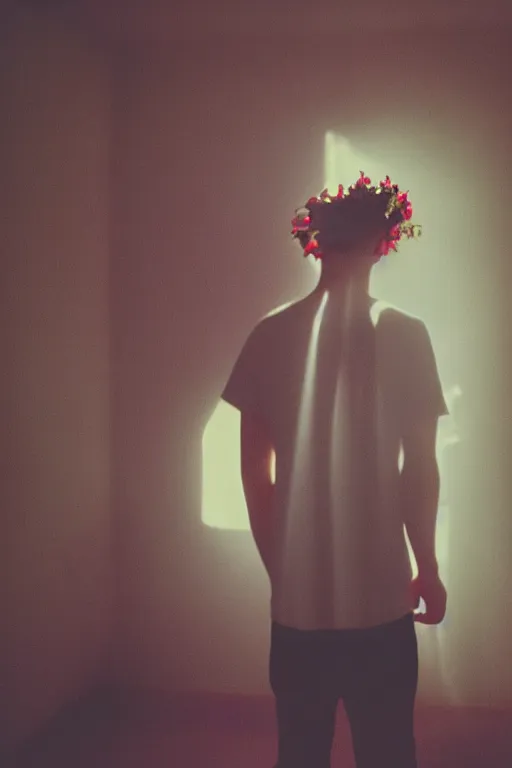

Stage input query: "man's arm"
[
  {"left": 240, "top": 410, "right": 275, "bottom": 578},
  {"left": 401, "top": 416, "right": 441, "bottom": 576}
]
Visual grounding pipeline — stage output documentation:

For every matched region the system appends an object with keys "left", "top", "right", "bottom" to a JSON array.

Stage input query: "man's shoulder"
[
  {"left": 372, "top": 300, "right": 422, "bottom": 325},
  {"left": 264, "top": 299, "right": 300, "bottom": 321},
  {"left": 251, "top": 297, "right": 429, "bottom": 343},
  {"left": 263, "top": 294, "right": 314, "bottom": 323},
  {"left": 373, "top": 301, "right": 428, "bottom": 337},
  {"left": 250, "top": 297, "right": 308, "bottom": 337}
]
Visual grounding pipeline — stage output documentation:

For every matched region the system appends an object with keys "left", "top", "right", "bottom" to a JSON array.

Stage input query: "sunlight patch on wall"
[
  {"left": 324, "top": 131, "right": 382, "bottom": 192},
  {"left": 202, "top": 400, "right": 248, "bottom": 530},
  {"left": 201, "top": 400, "right": 277, "bottom": 530}
]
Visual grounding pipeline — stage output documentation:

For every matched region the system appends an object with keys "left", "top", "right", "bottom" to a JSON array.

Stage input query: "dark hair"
[{"left": 309, "top": 194, "right": 401, "bottom": 252}]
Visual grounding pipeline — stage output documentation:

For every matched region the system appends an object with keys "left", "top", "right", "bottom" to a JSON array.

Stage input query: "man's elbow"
[{"left": 401, "top": 453, "right": 440, "bottom": 500}]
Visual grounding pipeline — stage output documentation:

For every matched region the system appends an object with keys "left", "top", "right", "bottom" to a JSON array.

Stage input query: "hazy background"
[{"left": 2, "top": 0, "right": 512, "bottom": 750}]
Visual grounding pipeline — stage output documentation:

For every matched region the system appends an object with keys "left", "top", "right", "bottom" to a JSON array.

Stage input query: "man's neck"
[{"left": 313, "top": 271, "right": 371, "bottom": 303}]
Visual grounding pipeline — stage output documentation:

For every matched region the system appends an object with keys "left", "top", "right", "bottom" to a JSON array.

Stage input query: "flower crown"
[{"left": 291, "top": 171, "right": 422, "bottom": 260}]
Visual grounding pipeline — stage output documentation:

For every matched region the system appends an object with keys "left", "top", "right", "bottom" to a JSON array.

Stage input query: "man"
[{"left": 221, "top": 175, "right": 448, "bottom": 767}]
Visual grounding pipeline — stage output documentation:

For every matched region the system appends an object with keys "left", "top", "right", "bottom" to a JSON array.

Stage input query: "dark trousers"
[{"left": 269, "top": 612, "right": 418, "bottom": 768}]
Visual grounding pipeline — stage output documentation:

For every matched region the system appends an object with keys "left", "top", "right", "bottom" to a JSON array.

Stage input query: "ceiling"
[{"left": 18, "top": 0, "right": 512, "bottom": 48}]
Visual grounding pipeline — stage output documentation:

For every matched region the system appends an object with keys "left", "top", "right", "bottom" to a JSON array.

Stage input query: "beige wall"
[
  {"left": 1, "top": 6, "right": 112, "bottom": 748},
  {"left": 2, "top": 5, "right": 512, "bottom": 749},
  {"left": 110, "top": 31, "right": 512, "bottom": 705}
]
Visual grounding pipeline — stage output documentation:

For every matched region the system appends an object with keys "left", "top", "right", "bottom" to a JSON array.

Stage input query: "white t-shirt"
[{"left": 222, "top": 293, "right": 447, "bottom": 630}]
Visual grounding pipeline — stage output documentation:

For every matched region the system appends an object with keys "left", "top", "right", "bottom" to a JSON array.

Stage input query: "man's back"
[{"left": 222, "top": 293, "right": 446, "bottom": 630}]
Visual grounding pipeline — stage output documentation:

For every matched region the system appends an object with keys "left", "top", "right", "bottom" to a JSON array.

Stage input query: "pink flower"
[
  {"left": 304, "top": 239, "right": 318, "bottom": 255},
  {"left": 291, "top": 213, "right": 311, "bottom": 232},
  {"left": 356, "top": 171, "right": 372, "bottom": 187}
]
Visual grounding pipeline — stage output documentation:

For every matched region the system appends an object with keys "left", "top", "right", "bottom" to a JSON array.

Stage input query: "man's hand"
[{"left": 411, "top": 571, "right": 447, "bottom": 625}]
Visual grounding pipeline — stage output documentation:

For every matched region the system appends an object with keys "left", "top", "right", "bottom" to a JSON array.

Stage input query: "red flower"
[
  {"left": 304, "top": 239, "right": 318, "bottom": 255},
  {"left": 336, "top": 184, "right": 344, "bottom": 198},
  {"left": 403, "top": 203, "right": 413, "bottom": 221},
  {"left": 380, "top": 176, "right": 392, "bottom": 188},
  {"left": 291, "top": 213, "right": 311, "bottom": 232},
  {"left": 356, "top": 171, "right": 371, "bottom": 187}
]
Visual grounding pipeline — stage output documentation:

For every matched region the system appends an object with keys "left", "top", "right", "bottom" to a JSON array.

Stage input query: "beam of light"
[
  {"left": 328, "top": 287, "right": 376, "bottom": 622},
  {"left": 274, "top": 291, "right": 329, "bottom": 623}
]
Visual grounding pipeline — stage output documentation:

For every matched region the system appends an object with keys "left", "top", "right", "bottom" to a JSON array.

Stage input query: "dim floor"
[{"left": 10, "top": 688, "right": 512, "bottom": 767}]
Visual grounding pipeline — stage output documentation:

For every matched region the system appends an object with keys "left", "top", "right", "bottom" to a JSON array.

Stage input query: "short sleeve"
[
  {"left": 221, "top": 326, "right": 262, "bottom": 416},
  {"left": 400, "top": 320, "right": 448, "bottom": 432}
]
